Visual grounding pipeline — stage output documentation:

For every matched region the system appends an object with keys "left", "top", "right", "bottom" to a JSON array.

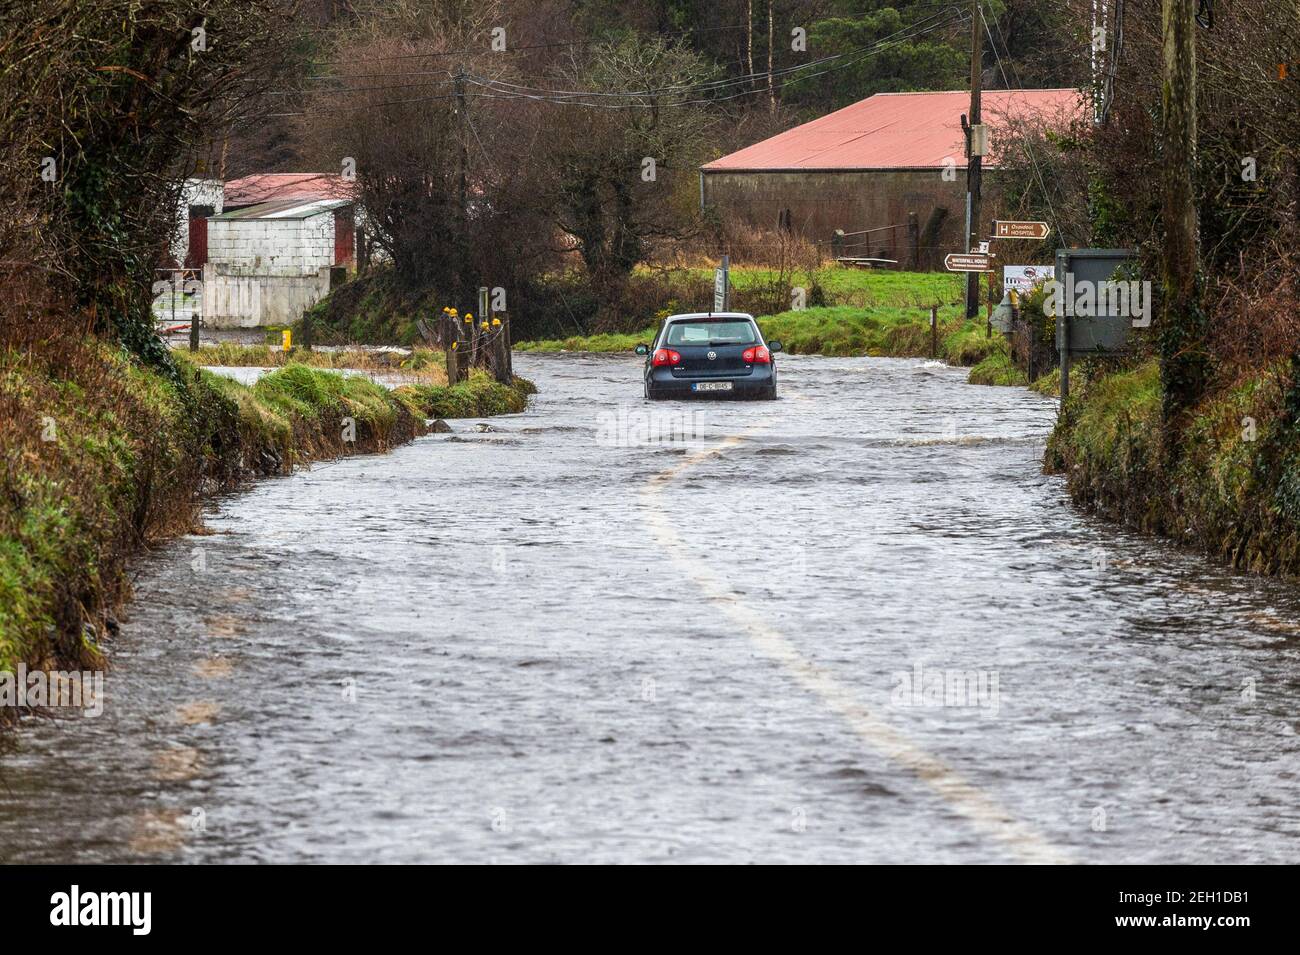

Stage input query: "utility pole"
[
  {"left": 965, "top": 0, "right": 983, "bottom": 319},
  {"left": 454, "top": 67, "right": 471, "bottom": 307},
  {"left": 767, "top": 0, "right": 776, "bottom": 112},
  {"left": 1159, "top": 0, "right": 1205, "bottom": 433},
  {"left": 746, "top": 1, "right": 755, "bottom": 83}
]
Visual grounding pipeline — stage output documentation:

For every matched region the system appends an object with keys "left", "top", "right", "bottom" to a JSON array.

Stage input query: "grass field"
[
  {"left": 659, "top": 265, "right": 963, "bottom": 307},
  {"left": 516, "top": 268, "right": 978, "bottom": 361}
]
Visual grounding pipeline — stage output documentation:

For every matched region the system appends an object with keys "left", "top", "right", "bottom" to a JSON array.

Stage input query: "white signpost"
[
  {"left": 713, "top": 254, "right": 730, "bottom": 311},
  {"left": 945, "top": 252, "right": 994, "bottom": 272}
]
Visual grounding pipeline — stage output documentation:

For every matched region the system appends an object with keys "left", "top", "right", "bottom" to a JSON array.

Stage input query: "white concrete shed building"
[
  {"left": 171, "top": 178, "right": 224, "bottom": 267},
  {"left": 201, "top": 197, "right": 356, "bottom": 328}
]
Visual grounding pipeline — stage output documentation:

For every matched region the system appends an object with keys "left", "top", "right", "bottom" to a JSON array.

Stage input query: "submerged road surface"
[{"left": 3, "top": 353, "right": 1299, "bottom": 863}]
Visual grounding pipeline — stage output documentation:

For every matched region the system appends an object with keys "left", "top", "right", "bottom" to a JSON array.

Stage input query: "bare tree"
[{"left": 535, "top": 36, "right": 718, "bottom": 287}]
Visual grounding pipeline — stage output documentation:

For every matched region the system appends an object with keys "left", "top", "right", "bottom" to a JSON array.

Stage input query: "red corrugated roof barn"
[
  {"left": 223, "top": 173, "right": 355, "bottom": 209},
  {"left": 700, "top": 89, "right": 1082, "bottom": 267}
]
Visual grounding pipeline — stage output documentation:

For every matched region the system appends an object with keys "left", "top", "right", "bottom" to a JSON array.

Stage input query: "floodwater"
[{"left": 2, "top": 353, "right": 1298, "bottom": 863}]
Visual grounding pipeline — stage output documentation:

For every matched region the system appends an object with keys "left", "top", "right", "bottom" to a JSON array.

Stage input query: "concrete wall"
[
  {"left": 171, "top": 178, "right": 224, "bottom": 266},
  {"left": 207, "top": 213, "right": 336, "bottom": 275},
  {"left": 701, "top": 169, "right": 1008, "bottom": 269},
  {"left": 201, "top": 264, "right": 332, "bottom": 328}
]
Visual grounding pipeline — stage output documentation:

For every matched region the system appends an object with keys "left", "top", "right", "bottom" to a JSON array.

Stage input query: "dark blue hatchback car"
[{"left": 634, "top": 313, "right": 782, "bottom": 400}]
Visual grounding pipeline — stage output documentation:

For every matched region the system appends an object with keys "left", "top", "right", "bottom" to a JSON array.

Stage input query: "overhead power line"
[
  {"left": 279, "top": 0, "right": 967, "bottom": 89},
  {"left": 462, "top": 6, "right": 964, "bottom": 102},
  {"left": 300, "top": 21, "right": 755, "bottom": 68},
  {"left": 263, "top": 6, "right": 967, "bottom": 117},
  {"left": 979, "top": 2, "right": 1066, "bottom": 246}
]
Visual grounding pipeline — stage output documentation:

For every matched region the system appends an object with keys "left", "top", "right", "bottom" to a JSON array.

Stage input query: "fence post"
[
  {"left": 464, "top": 313, "right": 476, "bottom": 370},
  {"left": 930, "top": 305, "right": 938, "bottom": 359},
  {"left": 187, "top": 274, "right": 198, "bottom": 353},
  {"left": 1017, "top": 293, "right": 1034, "bottom": 382},
  {"left": 985, "top": 269, "right": 994, "bottom": 338},
  {"left": 477, "top": 287, "right": 490, "bottom": 371},
  {"left": 1059, "top": 306, "right": 1071, "bottom": 402},
  {"left": 491, "top": 316, "right": 509, "bottom": 384},
  {"left": 504, "top": 312, "right": 512, "bottom": 380},
  {"left": 444, "top": 314, "right": 460, "bottom": 384}
]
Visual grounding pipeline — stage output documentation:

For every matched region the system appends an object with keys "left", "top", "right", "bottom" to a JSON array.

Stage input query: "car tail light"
[
  {"left": 743, "top": 345, "right": 771, "bottom": 364},
  {"left": 652, "top": 348, "right": 681, "bottom": 367}
]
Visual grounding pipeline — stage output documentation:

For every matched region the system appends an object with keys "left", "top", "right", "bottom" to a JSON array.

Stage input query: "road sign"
[
  {"left": 1003, "top": 264, "right": 1054, "bottom": 292},
  {"left": 713, "top": 255, "right": 729, "bottom": 311},
  {"left": 993, "top": 220, "right": 1051, "bottom": 240},
  {"left": 945, "top": 252, "right": 993, "bottom": 272}
]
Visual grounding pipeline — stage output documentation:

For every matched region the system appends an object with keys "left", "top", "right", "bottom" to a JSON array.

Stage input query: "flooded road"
[{"left": 3, "top": 352, "right": 1299, "bottom": 863}]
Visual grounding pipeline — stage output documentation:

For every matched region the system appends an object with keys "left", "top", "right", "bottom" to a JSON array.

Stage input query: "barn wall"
[
  {"left": 201, "top": 264, "right": 332, "bottom": 328},
  {"left": 701, "top": 169, "right": 1009, "bottom": 269},
  {"left": 206, "top": 213, "right": 337, "bottom": 275},
  {"left": 170, "top": 178, "right": 224, "bottom": 266}
]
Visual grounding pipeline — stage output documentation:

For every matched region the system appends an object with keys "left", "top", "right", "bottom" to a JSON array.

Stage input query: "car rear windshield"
[{"left": 663, "top": 321, "right": 757, "bottom": 346}]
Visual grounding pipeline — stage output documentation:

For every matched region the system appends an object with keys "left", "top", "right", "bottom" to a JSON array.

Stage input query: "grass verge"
[
  {"left": 967, "top": 343, "right": 1029, "bottom": 386},
  {"left": 187, "top": 343, "right": 448, "bottom": 383},
  {"left": 0, "top": 342, "right": 532, "bottom": 692},
  {"left": 1044, "top": 358, "right": 1300, "bottom": 574}
]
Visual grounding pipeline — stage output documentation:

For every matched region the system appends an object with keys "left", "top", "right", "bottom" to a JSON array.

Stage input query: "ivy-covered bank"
[
  {"left": 1044, "top": 358, "right": 1300, "bottom": 576},
  {"left": 0, "top": 343, "right": 532, "bottom": 688}
]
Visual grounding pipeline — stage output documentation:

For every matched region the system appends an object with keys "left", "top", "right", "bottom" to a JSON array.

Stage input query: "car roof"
[{"left": 663, "top": 312, "right": 756, "bottom": 322}]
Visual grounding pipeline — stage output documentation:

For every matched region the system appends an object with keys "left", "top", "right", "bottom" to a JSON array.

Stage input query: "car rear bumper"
[{"left": 646, "top": 366, "right": 776, "bottom": 398}]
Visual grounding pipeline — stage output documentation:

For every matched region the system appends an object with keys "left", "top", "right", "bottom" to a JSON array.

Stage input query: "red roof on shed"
[
  {"left": 701, "top": 89, "right": 1082, "bottom": 172},
  {"left": 224, "top": 172, "right": 354, "bottom": 206}
]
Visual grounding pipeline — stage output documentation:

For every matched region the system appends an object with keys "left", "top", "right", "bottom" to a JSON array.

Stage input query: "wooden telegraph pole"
[
  {"left": 454, "top": 68, "right": 471, "bottom": 309},
  {"left": 965, "top": 0, "right": 984, "bottom": 320},
  {"left": 1159, "top": 0, "right": 1205, "bottom": 433}
]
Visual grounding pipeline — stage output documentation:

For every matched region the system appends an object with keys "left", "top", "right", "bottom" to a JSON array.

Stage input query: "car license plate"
[{"left": 692, "top": 381, "right": 733, "bottom": 392}]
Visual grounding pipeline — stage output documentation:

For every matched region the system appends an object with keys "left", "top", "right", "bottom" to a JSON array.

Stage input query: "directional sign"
[
  {"left": 994, "top": 220, "right": 1051, "bottom": 240},
  {"left": 945, "top": 252, "right": 994, "bottom": 272}
]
